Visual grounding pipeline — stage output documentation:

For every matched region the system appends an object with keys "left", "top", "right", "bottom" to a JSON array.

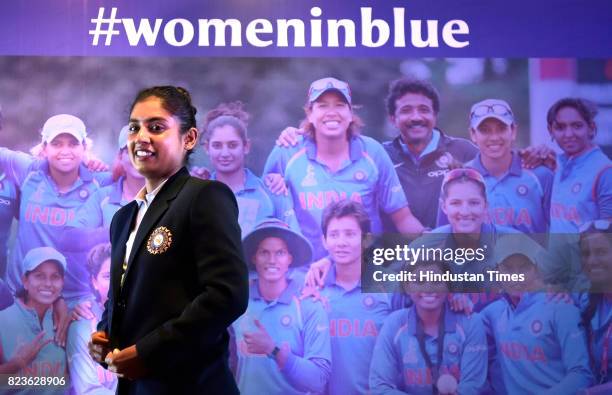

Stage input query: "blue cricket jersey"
[
  {"left": 318, "top": 263, "right": 393, "bottom": 395},
  {"left": 550, "top": 146, "right": 612, "bottom": 233},
  {"left": 369, "top": 304, "right": 487, "bottom": 395},
  {"left": 232, "top": 278, "right": 331, "bottom": 395},
  {"left": 0, "top": 148, "right": 108, "bottom": 302},
  {"left": 66, "top": 301, "right": 117, "bottom": 395},
  {"left": 0, "top": 169, "right": 18, "bottom": 277},
  {"left": 548, "top": 146, "right": 611, "bottom": 289},
  {"left": 211, "top": 168, "right": 298, "bottom": 235},
  {"left": 264, "top": 135, "right": 408, "bottom": 259},
  {"left": 437, "top": 151, "right": 553, "bottom": 235},
  {"left": 0, "top": 300, "right": 67, "bottom": 394},
  {"left": 481, "top": 293, "right": 593, "bottom": 395}
]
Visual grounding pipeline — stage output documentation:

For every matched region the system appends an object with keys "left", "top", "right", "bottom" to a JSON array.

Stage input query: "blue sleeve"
[
  {"left": 480, "top": 303, "right": 508, "bottom": 395},
  {"left": 542, "top": 303, "right": 594, "bottom": 395},
  {"left": 457, "top": 314, "right": 488, "bottom": 395},
  {"left": 66, "top": 320, "right": 116, "bottom": 395},
  {"left": 281, "top": 300, "right": 331, "bottom": 393},
  {"left": 269, "top": 191, "right": 299, "bottom": 231},
  {"left": 263, "top": 145, "right": 289, "bottom": 177},
  {"left": 535, "top": 166, "right": 554, "bottom": 227},
  {"left": 595, "top": 166, "right": 612, "bottom": 220},
  {"left": 92, "top": 172, "right": 114, "bottom": 187},
  {"left": 0, "top": 148, "right": 35, "bottom": 185},
  {"left": 371, "top": 141, "right": 409, "bottom": 214},
  {"left": 369, "top": 312, "right": 408, "bottom": 395}
]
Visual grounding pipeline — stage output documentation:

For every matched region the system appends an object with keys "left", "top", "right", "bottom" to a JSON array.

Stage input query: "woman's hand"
[
  {"left": 12, "top": 332, "right": 52, "bottom": 369},
  {"left": 52, "top": 298, "right": 71, "bottom": 347}
]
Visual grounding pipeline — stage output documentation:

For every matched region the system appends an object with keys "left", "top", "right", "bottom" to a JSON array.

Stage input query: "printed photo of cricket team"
[{"left": 0, "top": 57, "right": 610, "bottom": 394}]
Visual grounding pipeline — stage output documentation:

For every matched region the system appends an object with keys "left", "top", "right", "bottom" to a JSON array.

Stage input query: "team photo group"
[{"left": 0, "top": 63, "right": 610, "bottom": 395}]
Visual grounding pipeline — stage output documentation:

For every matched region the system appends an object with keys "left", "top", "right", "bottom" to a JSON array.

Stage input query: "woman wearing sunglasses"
[
  {"left": 263, "top": 77, "right": 424, "bottom": 261},
  {"left": 578, "top": 220, "right": 612, "bottom": 393},
  {"left": 453, "top": 99, "right": 553, "bottom": 238}
]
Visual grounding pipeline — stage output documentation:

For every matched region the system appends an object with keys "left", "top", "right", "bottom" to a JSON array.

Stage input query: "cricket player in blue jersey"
[
  {"left": 204, "top": 102, "right": 298, "bottom": 235},
  {"left": 307, "top": 199, "right": 392, "bottom": 395},
  {"left": 370, "top": 260, "right": 487, "bottom": 395},
  {"left": 416, "top": 168, "right": 519, "bottom": 294},
  {"left": 0, "top": 106, "right": 22, "bottom": 278},
  {"left": 264, "top": 77, "right": 423, "bottom": 259},
  {"left": 481, "top": 236, "right": 593, "bottom": 395},
  {"left": 547, "top": 98, "right": 612, "bottom": 289},
  {"left": 578, "top": 220, "right": 612, "bottom": 391},
  {"left": 0, "top": 114, "right": 110, "bottom": 304},
  {"left": 438, "top": 99, "right": 553, "bottom": 238},
  {"left": 67, "top": 243, "right": 117, "bottom": 395},
  {"left": 0, "top": 247, "right": 68, "bottom": 394},
  {"left": 233, "top": 219, "right": 331, "bottom": 395}
]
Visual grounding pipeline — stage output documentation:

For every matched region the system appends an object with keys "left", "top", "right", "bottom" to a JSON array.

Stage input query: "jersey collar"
[
  {"left": 250, "top": 277, "right": 298, "bottom": 305},
  {"left": 405, "top": 303, "right": 459, "bottom": 336}
]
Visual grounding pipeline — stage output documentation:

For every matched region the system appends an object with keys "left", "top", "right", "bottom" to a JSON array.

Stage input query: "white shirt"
[{"left": 121, "top": 179, "right": 169, "bottom": 286}]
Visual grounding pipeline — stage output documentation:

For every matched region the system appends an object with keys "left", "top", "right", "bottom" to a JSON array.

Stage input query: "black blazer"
[{"left": 98, "top": 167, "right": 248, "bottom": 394}]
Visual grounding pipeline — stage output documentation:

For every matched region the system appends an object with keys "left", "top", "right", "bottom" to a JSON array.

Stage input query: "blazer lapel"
[
  {"left": 121, "top": 168, "right": 191, "bottom": 287},
  {"left": 111, "top": 201, "right": 138, "bottom": 300}
]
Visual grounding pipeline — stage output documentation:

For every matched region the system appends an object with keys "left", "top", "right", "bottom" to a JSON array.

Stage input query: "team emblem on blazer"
[{"left": 147, "top": 226, "right": 173, "bottom": 254}]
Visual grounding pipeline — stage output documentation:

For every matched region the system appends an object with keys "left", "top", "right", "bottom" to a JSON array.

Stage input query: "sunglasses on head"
[
  {"left": 308, "top": 78, "right": 352, "bottom": 103},
  {"left": 470, "top": 103, "right": 513, "bottom": 119},
  {"left": 442, "top": 168, "right": 486, "bottom": 188}
]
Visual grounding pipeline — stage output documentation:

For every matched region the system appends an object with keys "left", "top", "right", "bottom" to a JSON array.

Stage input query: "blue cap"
[
  {"left": 22, "top": 247, "right": 67, "bottom": 276},
  {"left": 242, "top": 219, "right": 313, "bottom": 269},
  {"left": 118, "top": 125, "right": 130, "bottom": 150}
]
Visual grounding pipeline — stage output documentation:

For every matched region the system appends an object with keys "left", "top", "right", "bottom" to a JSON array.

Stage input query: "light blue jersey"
[
  {"left": 369, "top": 305, "right": 487, "bottom": 395},
  {"left": 548, "top": 147, "right": 611, "bottom": 288},
  {"left": 66, "top": 302, "right": 117, "bottom": 395},
  {"left": 550, "top": 146, "right": 612, "bottom": 233},
  {"left": 0, "top": 148, "right": 108, "bottom": 302},
  {"left": 319, "top": 263, "right": 393, "bottom": 395},
  {"left": 264, "top": 135, "right": 408, "bottom": 259},
  {"left": 75, "top": 176, "right": 127, "bottom": 229},
  {"left": 0, "top": 170, "right": 18, "bottom": 277},
  {"left": 459, "top": 152, "right": 553, "bottom": 235},
  {"left": 481, "top": 293, "right": 593, "bottom": 395},
  {"left": 212, "top": 169, "right": 298, "bottom": 235},
  {"left": 590, "top": 299, "right": 612, "bottom": 385},
  {"left": 232, "top": 279, "right": 331, "bottom": 395},
  {"left": 0, "top": 300, "right": 67, "bottom": 395}
]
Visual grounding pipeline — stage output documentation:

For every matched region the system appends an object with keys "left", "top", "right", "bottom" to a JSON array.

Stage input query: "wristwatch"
[{"left": 268, "top": 345, "right": 280, "bottom": 359}]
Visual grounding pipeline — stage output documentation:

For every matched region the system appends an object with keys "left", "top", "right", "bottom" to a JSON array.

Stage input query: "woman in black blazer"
[{"left": 89, "top": 86, "right": 249, "bottom": 394}]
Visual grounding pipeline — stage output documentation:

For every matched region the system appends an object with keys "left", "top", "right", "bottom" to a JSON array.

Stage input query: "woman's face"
[
  {"left": 323, "top": 215, "right": 363, "bottom": 267},
  {"left": 580, "top": 232, "right": 612, "bottom": 289},
  {"left": 23, "top": 261, "right": 64, "bottom": 307},
  {"left": 499, "top": 254, "right": 540, "bottom": 296},
  {"left": 549, "top": 106, "right": 594, "bottom": 157},
  {"left": 441, "top": 180, "right": 487, "bottom": 234},
  {"left": 253, "top": 237, "right": 293, "bottom": 283},
  {"left": 43, "top": 133, "right": 85, "bottom": 175},
  {"left": 92, "top": 258, "right": 111, "bottom": 305},
  {"left": 470, "top": 118, "right": 516, "bottom": 160},
  {"left": 406, "top": 265, "right": 449, "bottom": 312},
  {"left": 128, "top": 97, "right": 197, "bottom": 181},
  {"left": 307, "top": 91, "right": 353, "bottom": 141},
  {"left": 206, "top": 124, "right": 249, "bottom": 175}
]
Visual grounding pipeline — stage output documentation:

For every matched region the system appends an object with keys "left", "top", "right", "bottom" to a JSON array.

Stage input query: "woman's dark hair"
[
  {"left": 321, "top": 199, "right": 371, "bottom": 237},
  {"left": 386, "top": 77, "right": 441, "bottom": 116},
  {"left": 546, "top": 97, "right": 598, "bottom": 128},
  {"left": 130, "top": 86, "right": 198, "bottom": 161},
  {"left": 203, "top": 101, "right": 250, "bottom": 144},
  {"left": 87, "top": 243, "right": 112, "bottom": 301}
]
